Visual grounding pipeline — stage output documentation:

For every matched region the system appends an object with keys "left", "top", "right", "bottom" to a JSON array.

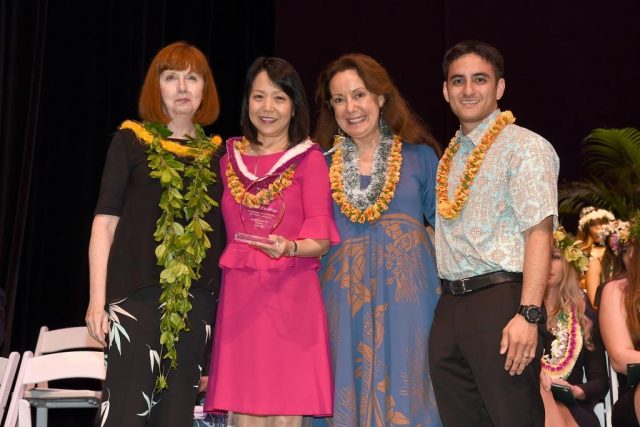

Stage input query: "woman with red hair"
[{"left": 86, "top": 41, "right": 224, "bottom": 426}]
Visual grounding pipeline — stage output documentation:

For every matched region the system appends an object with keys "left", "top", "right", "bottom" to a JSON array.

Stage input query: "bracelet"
[{"left": 287, "top": 240, "right": 298, "bottom": 257}]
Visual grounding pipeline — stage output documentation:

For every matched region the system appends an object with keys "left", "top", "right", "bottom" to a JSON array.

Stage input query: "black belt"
[{"left": 442, "top": 271, "right": 523, "bottom": 296}]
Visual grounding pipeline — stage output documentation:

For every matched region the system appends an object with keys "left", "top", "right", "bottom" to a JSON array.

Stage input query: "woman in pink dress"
[{"left": 204, "top": 57, "right": 339, "bottom": 427}]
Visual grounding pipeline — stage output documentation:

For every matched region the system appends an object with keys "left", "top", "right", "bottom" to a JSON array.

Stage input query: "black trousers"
[
  {"left": 96, "top": 286, "right": 216, "bottom": 427},
  {"left": 428, "top": 281, "right": 544, "bottom": 427},
  {"left": 613, "top": 384, "right": 640, "bottom": 427}
]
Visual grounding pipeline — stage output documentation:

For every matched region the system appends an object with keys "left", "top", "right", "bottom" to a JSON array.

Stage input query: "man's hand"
[{"left": 500, "top": 314, "right": 537, "bottom": 375}]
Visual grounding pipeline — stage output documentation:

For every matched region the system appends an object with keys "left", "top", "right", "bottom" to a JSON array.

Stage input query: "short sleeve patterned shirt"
[{"left": 435, "top": 110, "right": 559, "bottom": 281}]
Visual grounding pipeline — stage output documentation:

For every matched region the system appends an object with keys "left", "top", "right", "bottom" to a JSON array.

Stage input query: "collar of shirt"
[{"left": 457, "top": 109, "right": 501, "bottom": 147}]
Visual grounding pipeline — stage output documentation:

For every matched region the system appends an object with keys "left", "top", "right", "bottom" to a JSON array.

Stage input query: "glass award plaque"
[{"left": 234, "top": 178, "right": 285, "bottom": 245}]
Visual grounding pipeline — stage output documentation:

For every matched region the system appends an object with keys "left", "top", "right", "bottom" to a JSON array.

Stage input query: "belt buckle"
[{"left": 452, "top": 278, "right": 470, "bottom": 295}]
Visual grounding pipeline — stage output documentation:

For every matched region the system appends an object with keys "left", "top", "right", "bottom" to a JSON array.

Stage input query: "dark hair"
[
  {"left": 442, "top": 40, "right": 504, "bottom": 80},
  {"left": 314, "top": 53, "right": 441, "bottom": 155},
  {"left": 139, "top": 41, "right": 219, "bottom": 125},
  {"left": 240, "top": 57, "right": 310, "bottom": 146}
]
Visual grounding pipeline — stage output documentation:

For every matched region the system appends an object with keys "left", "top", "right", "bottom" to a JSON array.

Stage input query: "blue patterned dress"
[{"left": 313, "top": 142, "right": 442, "bottom": 427}]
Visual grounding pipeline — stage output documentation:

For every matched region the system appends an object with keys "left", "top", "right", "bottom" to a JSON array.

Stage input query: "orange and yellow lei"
[
  {"left": 225, "top": 138, "right": 296, "bottom": 208},
  {"left": 436, "top": 111, "right": 515, "bottom": 219},
  {"left": 329, "top": 135, "right": 402, "bottom": 223},
  {"left": 120, "top": 120, "right": 222, "bottom": 157}
]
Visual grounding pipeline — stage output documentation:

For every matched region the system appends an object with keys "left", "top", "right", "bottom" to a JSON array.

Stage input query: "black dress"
[
  {"left": 93, "top": 128, "right": 224, "bottom": 427},
  {"left": 543, "top": 296, "right": 609, "bottom": 427}
]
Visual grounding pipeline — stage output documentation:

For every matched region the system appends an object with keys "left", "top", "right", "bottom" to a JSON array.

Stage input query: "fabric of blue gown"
[{"left": 312, "top": 142, "right": 442, "bottom": 427}]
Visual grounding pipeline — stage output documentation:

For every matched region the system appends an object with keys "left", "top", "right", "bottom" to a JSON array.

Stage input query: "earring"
[{"left": 379, "top": 110, "right": 392, "bottom": 140}]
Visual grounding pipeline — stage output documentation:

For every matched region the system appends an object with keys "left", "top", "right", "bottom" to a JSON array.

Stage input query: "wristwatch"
[{"left": 517, "top": 305, "right": 546, "bottom": 324}]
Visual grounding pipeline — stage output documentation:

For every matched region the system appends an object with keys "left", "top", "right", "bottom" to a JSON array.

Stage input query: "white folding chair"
[
  {"left": 604, "top": 358, "right": 619, "bottom": 427},
  {"left": 5, "top": 350, "right": 105, "bottom": 427},
  {"left": 34, "top": 326, "right": 102, "bottom": 356},
  {"left": 0, "top": 352, "right": 20, "bottom": 422},
  {"left": 26, "top": 325, "right": 103, "bottom": 425},
  {"left": 17, "top": 399, "right": 30, "bottom": 427}
]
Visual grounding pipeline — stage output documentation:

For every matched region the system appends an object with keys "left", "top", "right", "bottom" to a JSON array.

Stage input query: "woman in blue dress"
[{"left": 311, "top": 53, "right": 443, "bottom": 427}]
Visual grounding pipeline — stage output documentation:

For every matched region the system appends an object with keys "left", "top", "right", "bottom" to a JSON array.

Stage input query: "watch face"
[
  {"left": 519, "top": 305, "right": 544, "bottom": 323},
  {"left": 527, "top": 307, "right": 542, "bottom": 322}
]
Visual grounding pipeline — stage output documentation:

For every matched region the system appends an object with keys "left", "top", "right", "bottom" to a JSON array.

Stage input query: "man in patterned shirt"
[{"left": 429, "top": 40, "right": 559, "bottom": 426}]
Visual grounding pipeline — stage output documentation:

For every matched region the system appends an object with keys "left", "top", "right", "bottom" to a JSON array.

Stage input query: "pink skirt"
[{"left": 204, "top": 268, "right": 333, "bottom": 415}]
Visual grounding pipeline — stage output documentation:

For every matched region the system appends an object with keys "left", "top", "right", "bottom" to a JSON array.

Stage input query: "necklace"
[
  {"left": 329, "top": 134, "right": 402, "bottom": 223},
  {"left": 120, "top": 120, "right": 219, "bottom": 391},
  {"left": 121, "top": 120, "right": 222, "bottom": 156},
  {"left": 225, "top": 137, "right": 316, "bottom": 207},
  {"left": 541, "top": 306, "right": 583, "bottom": 380},
  {"left": 436, "top": 111, "right": 515, "bottom": 219}
]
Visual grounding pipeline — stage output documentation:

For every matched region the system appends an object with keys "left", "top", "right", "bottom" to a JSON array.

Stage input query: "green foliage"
[
  {"left": 559, "top": 127, "right": 640, "bottom": 219},
  {"left": 145, "top": 122, "right": 219, "bottom": 391}
]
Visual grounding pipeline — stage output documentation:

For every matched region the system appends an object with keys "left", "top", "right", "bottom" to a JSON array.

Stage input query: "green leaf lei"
[{"left": 144, "top": 121, "right": 218, "bottom": 391}]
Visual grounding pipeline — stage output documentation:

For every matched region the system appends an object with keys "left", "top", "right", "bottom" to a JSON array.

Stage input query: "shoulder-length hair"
[
  {"left": 240, "top": 57, "right": 310, "bottom": 147},
  {"left": 138, "top": 41, "right": 219, "bottom": 125},
  {"left": 547, "top": 254, "right": 595, "bottom": 351},
  {"left": 314, "top": 53, "right": 441, "bottom": 155}
]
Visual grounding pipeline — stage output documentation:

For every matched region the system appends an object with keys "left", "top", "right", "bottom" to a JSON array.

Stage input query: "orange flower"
[
  {"left": 120, "top": 120, "right": 221, "bottom": 158},
  {"left": 330, "top": 136, "right": 403, "bottom": 223},
  {"left": 436, "top": 111, "right": 515, "bottom": 220},
  {"left": 226, "top": 159, "right": 296, "bottom": 207}
]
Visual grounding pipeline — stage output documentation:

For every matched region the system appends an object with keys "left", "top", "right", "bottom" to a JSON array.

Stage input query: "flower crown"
[
  {"left": 578, "top": 208, "right": 615, "bottom": 229},
  {"left": 598, "top": 219, "right": 631, "bottom": 256},
  {"left": 553, "top": 226, "right": 589, "bottom": 273}
]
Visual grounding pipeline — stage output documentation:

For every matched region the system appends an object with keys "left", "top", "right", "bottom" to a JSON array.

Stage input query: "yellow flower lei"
[
  {"left": 226, "top": 138, "right": 296, "bottom": 208},
  {"left": 436, "top": 111, "right": 515, "bottom": 219},
  {"left": 329, "top": 135, "right": 402, "bottom": 223},
  {"left": 120, "top": 120, "right": 222, "bottom": 156}
]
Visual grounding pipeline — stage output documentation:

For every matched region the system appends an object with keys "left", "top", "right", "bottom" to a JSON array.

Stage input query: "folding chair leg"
[
  {"left": 18, "top": 399, "right": 32, "bottom": 427},
  {"left": 35, "top": 407, "right": 48, "bottom": 427}
]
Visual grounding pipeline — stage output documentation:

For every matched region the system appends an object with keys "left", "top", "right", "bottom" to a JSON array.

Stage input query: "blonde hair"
[{"left": 547, "top": 254, "right": 595, "bottom": 350}]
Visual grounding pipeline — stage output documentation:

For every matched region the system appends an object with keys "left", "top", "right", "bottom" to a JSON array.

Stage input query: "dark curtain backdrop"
[
  {"left": 275, "top": 0, "right": 640, "bottom": 185},
  {"left": 1, "top": 0, "right": 275, "bottom": 363},
  {"left": 2, "top": 0, "right": 640, "bottom": 411}
]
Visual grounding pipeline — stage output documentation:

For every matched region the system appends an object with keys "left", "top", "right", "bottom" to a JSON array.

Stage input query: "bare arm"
[
  {"left": 585, "top": 249, "right": 604, "bottom": 307},
  {"left": 600, "top": 280, "right": 640, "bottom": 373},
  {"left": 501, "top": 215, "right": 553, "bottom": 375},
  {"left": 85, "top": 214, "right": 119, "bottom": 346},
  {"left": 250, "top": 235, "right": 331, "bottom": 259}
]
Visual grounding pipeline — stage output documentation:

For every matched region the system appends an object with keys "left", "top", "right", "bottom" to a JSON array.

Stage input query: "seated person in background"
[
  {"left": 576, "top": 206, "right": 615, "bottom": 307},
  {"left": 600, "top": 215, "right": 640, "bottom": 426},
  {"left": 592, "top": 219, "right": 629, "bottom": 308},
  {"left": 540, "top": 226, "right": 608, "bottom": 427}
]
